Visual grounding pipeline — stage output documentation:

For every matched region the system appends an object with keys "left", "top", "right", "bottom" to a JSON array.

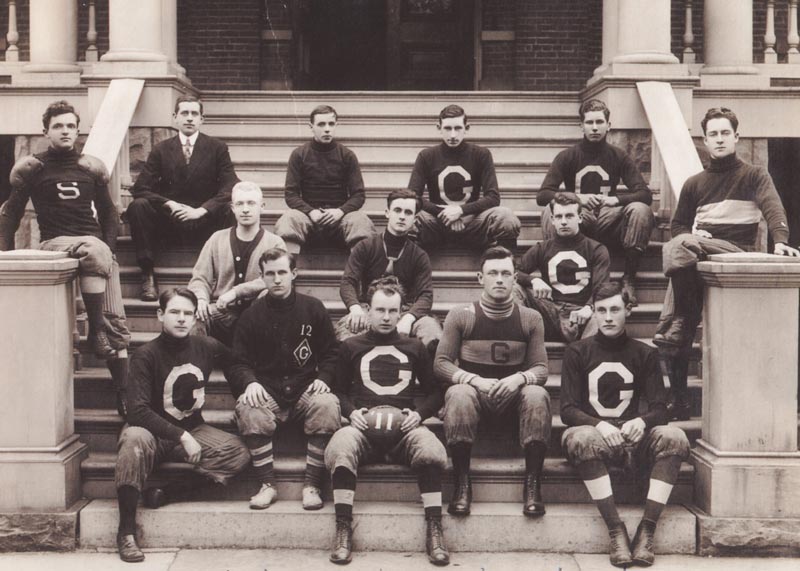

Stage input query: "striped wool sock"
[
  {"left": 417, "top": 465, "right": 443, "bottom": 519},
  {"left": 332, "top": 466, "right": 357, "bottom": 520},
  {"left": 304, "top": 435, "right": 329, "bottom": 488},
  {"left": 643, "top": 455, "right": 681, "bottom": 523},
  {"left": 245, "top": 434, "right": 274, "bottom": 485}
]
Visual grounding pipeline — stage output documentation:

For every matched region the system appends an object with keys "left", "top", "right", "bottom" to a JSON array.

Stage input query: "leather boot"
[
  {"left": 631, "top": 518, "right": 657, "bottom": 566},
  {"left": 329, "top": 517, "right": 353, "bottom": 565},
  {"left": 608, "top": 522, "right": 633, "bottom": 568},
  {"left": 89, "top": 328, "right": 116, "bottom": 358},
  {"left": 140, "top": 270, "right": 158, "bottom": 302},
  {"left": 652, "top": 316, "right": 690, "bottom": 349},
  {"left": 621, "top": 276, "right": 638, "bottom": 307},
  {"left": 116, "top": 532, "right": 144, "bottom": 563},
  {"left": 425, "top": 516, "right": 450, "bottom": 566},
  {"left": 447, "top": 473, "right": 471, "bottom": 516},
  {"left": 522, "top": 472, "right": 545, "bottom": 517}
]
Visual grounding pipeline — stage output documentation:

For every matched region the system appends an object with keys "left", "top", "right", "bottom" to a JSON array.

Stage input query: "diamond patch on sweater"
[{"left": 293, "top": 338, "right": 312, "bottom": 367}]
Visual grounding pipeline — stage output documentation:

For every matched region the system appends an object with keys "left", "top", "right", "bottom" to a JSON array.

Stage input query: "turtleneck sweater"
[
  {"left": 518, "top": 232, "right": 610, "bottom": 306},
  {"left": 408, "top": 141, "right": 501, "bottom": 216},
  {"left": 339, "top": 232, "right": 434, "bottom": 319},
  {"left": 538, "top": 137, "right": 651, "bottom": 207},
  {"left": 0, "top": 147, "right": 117, "bottom": 250},
  {"left": 127, "top": 332, "right": 244, "bottom": 441},
  {"left": 560, "top": 330, "right": 668, "bottom": 429},
  {"left": 333, "top": 329, "right": 443, "bottom": 420},
  {"left": 478, "top": 291, "right": 514, "bottom": 320},
  {"left": 231, "top": 290, "right": 339, "bottom": 407},
  {"left": 284, "top": 139, "right": 365, "bottom": 215},
  {"left": 671, "top": 152, "right": 789, "bottom": 248}
]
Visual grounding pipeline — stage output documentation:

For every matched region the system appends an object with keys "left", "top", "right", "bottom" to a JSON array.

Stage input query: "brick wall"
[
  {"left": 512, "top": 0, "right": 602, "bottom": 91},
  {"left": 177, "top": 0, "right": 261, "bottom": 90}
]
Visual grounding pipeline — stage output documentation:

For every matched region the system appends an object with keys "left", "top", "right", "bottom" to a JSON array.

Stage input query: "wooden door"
[{"left": 386, "top": 0, "right": 476, "bottom": 90}]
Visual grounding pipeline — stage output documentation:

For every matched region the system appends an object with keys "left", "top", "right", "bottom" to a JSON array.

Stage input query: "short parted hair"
[
  {"left": 592, "top": 281, "right": 630, "bottom": 306},
  {"left": 386, "top": 188, "right": 421, "bottom": 213},
  {"left": 259, "top": 247, "right": 295, "bottom": 272},
  {"left": 310, "top": 104, "right": 338, "bottom": 124},
  {"left": 579, "top": 99, "right": 610, "bottom": 122},
  {"left": 549, "top": 192, "right": 582, "bottom": 213},
  {"left": 232, "top": 180, "right": 263, "bottom": 198},
  {"left": 43, "top": 100, "right": 80, "bottom": 130},
  {"left": 701, "top": 107, "right": 739, "bottom": 135},
  {"left": 174, "top": 95, "right": 204, "bottom": 116},
  {"left": 438, "top": 104, "right": 468, "bottom": 125},
  {"left": 158, "top": 287, "right": 198, "bottom": 311},
  {"left": 366, "top": 276, "right": 406, "bottom": 306},
  {"left": 479, "top": 246, "right": 516, "bottom": 272}
]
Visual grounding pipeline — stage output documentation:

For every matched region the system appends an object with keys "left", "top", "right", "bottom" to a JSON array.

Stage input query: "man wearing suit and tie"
[{"left": 127, "top": 95, "right": 240, "bottom": 301}]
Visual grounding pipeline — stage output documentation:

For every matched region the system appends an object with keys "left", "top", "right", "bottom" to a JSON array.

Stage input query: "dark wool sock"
[
  {"left": 332, "top": 466, "right": 357, "bottom": 520},
  {"left": 643, "top": 455, "right": 682, "bottom": 523},
  {"left": 577, "top": 460, "right": 621, "bottom": 529},
  {"left": 117, "top": 485, "right": 139, "bottom": 536},
  {"left": 524, "top": 441, "right": 547, "bottom": 475},
  {"left": 449, "top": 442, "right": 472, "bottom": 475},
  {"left": 244, "top": 434, "right": 274, "bottom": 485},
  {"left": 417, "top": 465, "right": 443, "bottom": 519},
  {"left": 623, "top": 247, "right": 643, "bottom": 279},
  {"left": 83, "top": 292, "right": 106, "bottom": 334}
]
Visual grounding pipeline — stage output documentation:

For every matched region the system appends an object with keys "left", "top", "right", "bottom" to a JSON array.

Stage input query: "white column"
[
  {"left": 162, "top": 0, "right": 178, "bottom": 64},
  {"left": 24, "top": 0, "right": 80, "bottom": 72},
  {"left": 702, "top": 0, "right": 758, "bottom": 74},
  {"left": 101, "top": 0, "right": 167, "bottom": 62},
  {"left": 601, "top": 0, "right": 619, "bottom": 65},
  {"left": 612, "top": 0, "right": 678, "bottom": 64}
]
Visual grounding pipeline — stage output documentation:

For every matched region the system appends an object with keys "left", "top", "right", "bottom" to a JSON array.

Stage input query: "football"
[{"left": 362, "top": 405, "right": 405, "bottom": 446}]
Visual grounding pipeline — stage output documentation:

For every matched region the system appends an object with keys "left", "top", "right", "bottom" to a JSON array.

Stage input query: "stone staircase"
[{"left": 75, "top": 92, "right": 700, "bottom": 553}]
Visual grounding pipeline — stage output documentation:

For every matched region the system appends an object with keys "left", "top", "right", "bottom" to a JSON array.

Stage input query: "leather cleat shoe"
[
  {"left": 522, "top": 472, "right": 546, "bottom": 517},
  {"left": 143, "top": 487, "right": 167, "bottom": 509},
  {"left": 249, "top": 482, "right": 277, "bottom": 510},
  {"left": 302, "top": 485, "right": 323, "bottom": 510},
  {"left": 329, "top": 517, "right": 353, "bottom": 565},
  {"left": 89, "top": 329, "right": 117, "bottom": 358},
  {"left": 447, "top": 474, "right": 471, "bottom": 516},
  {"left": 608, "top": 522, "right": 633, "bottom": 568},
  {"left": 652, "top": 316, "right": 690, "bottom": 349},
  {"left": 117, "top": 532, "right": 145, "bottom": 563},
  {"left": 140, "top": 271, "right": 158, "bottom": 302},
  {"left": 621, "top": 277, "right": 638, "bottom": 307},
  {"left": 425, "top": 517, "right": 450, "bottom": 566},
  {"left": 631, "top": 519, "right": 657, "bottom": 566}
]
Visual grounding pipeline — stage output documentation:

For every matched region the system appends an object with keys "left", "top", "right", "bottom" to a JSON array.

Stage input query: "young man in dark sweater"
[
  {"left": 436, "top": 247, "right": 550, "bottom": 518},
  {"left": 515, "top": 193, "right": 610, "bottom": 343},
  {"left": 653, "top": 107, "right": 798, "bottom": 418},
  {"left": 336, "top": 189, "right": 441, "bottom": 350},
  {"left": 0, "top": 99, "right": 130, "bottom": 414},
  {"left": 231, "top": 248, "right": 341, "bottom": 511},
  {"left": 115, "top": 287, "right": 250, "bottom": 563},
  {"left": 274, "top": 105, "right": 375, "bottom": 253},
  {"left": 326, "top": 277, "right": 449, "bottom": 566},
  {"left": 538, "top": 99, "right": 653, "bottom": 304},
  {"left": 561, "top": 282, "right": 689, "bottom": 567},
  {"left": 408, "top": 105, "right": 520, "bottom": 251},
  {"left": 127, "top": 95, "right": 239, "bottom": 301}
]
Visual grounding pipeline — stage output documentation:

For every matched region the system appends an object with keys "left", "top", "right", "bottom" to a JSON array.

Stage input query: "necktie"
[{"left": 183, "top": 140, "right": 192, "bottom": 164}]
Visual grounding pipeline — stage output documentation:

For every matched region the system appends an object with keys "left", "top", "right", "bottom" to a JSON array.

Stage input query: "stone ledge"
[
  {"left": 0, "top": 500, "right": 86, "bottom": 552},
  {"left": 694, "top": 506, "right": 800, "bottom": 557}
]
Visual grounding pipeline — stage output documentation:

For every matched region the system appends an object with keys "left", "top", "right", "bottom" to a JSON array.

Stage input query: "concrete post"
[
  {"left": 612, "top": 0, "right": 678, "bottom": 64},
  {"left": 0, "top": 251, "right": 88, "bottom": 550},
  {"left": 24, "top": 0, "right": 80, "bottom": 73},
  {"left": 692, "top": 253, "right": 800, "bottom": 555},
  {"left": 101, "top": 0, "right": 168, "bottom": 62}
]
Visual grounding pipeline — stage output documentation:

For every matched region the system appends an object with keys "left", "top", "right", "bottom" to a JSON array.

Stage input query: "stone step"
[
  {"left": 80, "top": 451, "right": 695, "bottom": 505},
  {"left": 203, "top": 118, "right": 581, "bottom": 140},
  {"left": 201, "top": 91, "right": 582, "bottom": 118},
  {"left": 75, "top": 365, "right": 705, "bottom": 418},
  {"left": 112, "top": 236, "right": 668, "bottom": 272},
  {"left": 78, "top": 499, "right": 695, "bottom": 553},
  {"left": 73, "top": 406, "right": 702, "bottom": 457}
]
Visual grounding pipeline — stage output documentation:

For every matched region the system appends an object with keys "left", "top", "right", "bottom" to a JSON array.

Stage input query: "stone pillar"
[
  {"left": 101, "top": 0, "right": 168, "bottom": 63},
  {"left": 700, "top": 0, "right": 766, "bottom": 87},
  {"left": 23, "top": 0, "right": 80, "bottom": 74},
  {"left": 692, "top": 253, "right": 800, "bottom": 556},
  {"left": 588, "top": 0, "right": 693, "bottom": 129},
  {"left": 0, "top": 251, "right": 87, "bottom": 550}
]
